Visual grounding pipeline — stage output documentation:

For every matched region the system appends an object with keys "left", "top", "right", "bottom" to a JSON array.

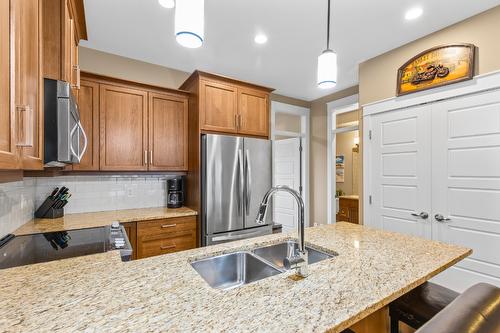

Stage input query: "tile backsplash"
[
  {"left": 35, "top": 175, "right": 171, "bottom": 214},
  {"left": 0, "top": 175, "right": 175, "bottom": 237},
  {"left": 0, "top": 179, "right": 36, "bottom": 237}
]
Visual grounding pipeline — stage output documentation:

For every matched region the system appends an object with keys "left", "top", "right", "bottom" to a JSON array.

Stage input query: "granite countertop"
[
  {"left": 0, "top": 223, "right": 470, "bottom": 332},
  {"left": 14, "top": 206, "right": 198, "bottom": 236}
]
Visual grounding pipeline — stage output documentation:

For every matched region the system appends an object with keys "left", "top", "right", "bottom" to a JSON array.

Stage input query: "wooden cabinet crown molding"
[
  {"left": 179, "top": 70, "right": 275, "bottom": 94},
  {"left": 67, "top": 0, "right": 87, "bottom": 41}
]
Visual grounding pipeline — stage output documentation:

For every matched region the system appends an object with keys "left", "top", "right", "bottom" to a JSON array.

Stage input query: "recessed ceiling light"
[
  {"left": 254, "top": 34, "right": 268, "bottom": 44},
  {"left": 405, "top": 7, "right": 423, "bottom": 20},
  {"left": 159, "top": 0, "right": 175, "bottom": 9}
]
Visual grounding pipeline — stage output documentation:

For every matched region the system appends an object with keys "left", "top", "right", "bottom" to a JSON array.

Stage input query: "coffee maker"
[{"left": 167, "top": 177, "right": 185, "bottom": 208}]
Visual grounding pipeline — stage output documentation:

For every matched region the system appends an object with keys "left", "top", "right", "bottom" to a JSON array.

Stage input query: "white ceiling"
[{"left": 81, "top": 0, "right": 500, "bottom": 101}]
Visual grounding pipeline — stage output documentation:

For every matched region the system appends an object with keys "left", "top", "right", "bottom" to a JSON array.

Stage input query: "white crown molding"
[{"left": 362, "top": 70, "right": 500, "bottom": 116}]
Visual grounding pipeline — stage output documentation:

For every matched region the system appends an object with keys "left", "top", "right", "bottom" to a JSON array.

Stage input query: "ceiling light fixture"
[
  {"left": 158, "top": 0, "right": 175, "bottom": 9},
  {"left": 175, "top": 0, "right": 204, "bottom": 48},
  {"left": 254, "top": 34, "right": 268, "bottom": 44},
  {"left": 405, "top": 7, "right": 423, "bottom": 20},
  {"left": 317, "top": 0, "right": 337, "bottom": 89}
]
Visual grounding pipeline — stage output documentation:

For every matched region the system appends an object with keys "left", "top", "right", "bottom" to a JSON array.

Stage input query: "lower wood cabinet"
[
  {"left": 124, "top": 216, "right": 197, "bottom": 260},
  {"left": 337, "top": 197, "right": 359, "bottom": 224}
]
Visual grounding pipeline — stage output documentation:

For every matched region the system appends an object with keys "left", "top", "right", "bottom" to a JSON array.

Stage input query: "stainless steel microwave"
[{"left": 43, "top": 79, "right": 87, "bottom": 167}]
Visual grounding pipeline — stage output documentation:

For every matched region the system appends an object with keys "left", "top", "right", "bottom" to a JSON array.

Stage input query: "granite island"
[{"left": 0, "top": 222, "right": 470, "bottom": 332}]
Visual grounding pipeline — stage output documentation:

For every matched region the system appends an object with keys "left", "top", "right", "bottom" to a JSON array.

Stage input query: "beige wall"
[
  {"left": 79, "top": 47, "right": 190, "bottom": 89},
  {"left": 359, "top": 5, "right": 500, "bottom": 105},
  {"left": 309, "top": 86, "right": 359, "bottom": 225}
]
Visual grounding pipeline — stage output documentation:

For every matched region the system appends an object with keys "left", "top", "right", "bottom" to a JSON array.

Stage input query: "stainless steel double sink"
[{"left": 191, "top": 240, "right": 336, "bottom": 290}]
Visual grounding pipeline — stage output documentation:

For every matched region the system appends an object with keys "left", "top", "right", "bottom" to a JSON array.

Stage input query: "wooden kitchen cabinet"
[
  {"left": 136, "top": 216, "right": 197, "bottom": 259},
  {"left": 181, "top": 71, "right": 274, "bottom": 139},
  {"left": 72, "top": 79, "right": 99, "bottom": 170},
  {"left": 42, "top": 0, "right": 86, "bottom": 91},
  {"left": 148, "top": 92, "right": 188, "bottom": 171},
  {"left": 122, "top": 221, "right": 137, "bottom": 260},
  {"left": 13, "top": 0, "right": 43, "bottom": 170},
  {"left": 0, "top": 0, "right": 17, "bottom": 170},
  {"left": 199, "top": 79, "right": 238, "bottom": 134},
  {"left": 337, "top": 197, "right": 359, "bottom": 224},
  {"left": 238, "top": 87, "right": 269, "bottom": 137},
  {"left": 99, "top": 84, "right": 148, "bottom": 171}
]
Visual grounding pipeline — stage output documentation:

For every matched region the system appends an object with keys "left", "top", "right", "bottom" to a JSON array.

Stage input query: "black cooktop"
[{"left": 0, "top": 227, "right": 112, "bottom": 269}]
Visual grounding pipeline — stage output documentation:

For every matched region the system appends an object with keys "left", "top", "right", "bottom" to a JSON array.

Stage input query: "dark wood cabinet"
[
  {"left": 199, "top": 79, "right": 238, "bottom": 134},
  {"left": 99, "top": 84, "right": 149, "bottom": 171},
  {"left": 0, "top": 0, "right": 17, "bottom": 170},
  {"left": 13, "top": 0, "right": 43, "bottom": 170},
  {"left": 72, "top": 79, "right": 99, "bottom": 170},
  {"left": 337, "top": 197, "right": 359, "bottom": 224},
  {"left": 148, "top": 92, "right": 188, "bottom": 171},
  {"left": 123, "top": 216, "right": 197, "bottom": 260}
]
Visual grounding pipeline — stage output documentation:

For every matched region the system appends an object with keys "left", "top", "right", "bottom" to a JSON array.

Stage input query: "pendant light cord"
[{"left": 326, "top": 0, "right": 331, "bottom": 50}]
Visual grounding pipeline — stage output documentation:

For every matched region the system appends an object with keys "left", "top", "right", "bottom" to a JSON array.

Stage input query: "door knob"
[
  {"left": 411, "top": 212, "right": 429, "bottom": 219},
  {"left": 435, "top": 214, "right": 451, "bottom": 222}
]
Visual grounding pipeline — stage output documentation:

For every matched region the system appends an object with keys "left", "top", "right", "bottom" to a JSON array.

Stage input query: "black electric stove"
[{"left": 0, "top": 224, "right": 133, "bottom": 269}]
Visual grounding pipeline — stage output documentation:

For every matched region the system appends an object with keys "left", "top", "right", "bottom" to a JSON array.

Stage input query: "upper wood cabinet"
[
  {"left": 72, "top": 79, "right": 99, "bottom": 171},
  {"left": 13, "top": 0, "right": 43, "bottom": 170},
  {"left": 99, "top": 84, "right": 148, "bottom": 171},
  {"left": 0, "top": 0, "right": 17, "bottom": 169},
  {"left": 238, "top": 87, "right": 269, "bottom": 137},
  {"left": 148, "top": 92, "right": 188, "bottom": 171},
  {"left": 181, "top": 71, "right": 274, "bottom": 138},
  {"left": 42, "top": 0, "right": 86, "bottom": 91},
  {"left": 199, "top": 80, "right": 238, "bottom": 134}
]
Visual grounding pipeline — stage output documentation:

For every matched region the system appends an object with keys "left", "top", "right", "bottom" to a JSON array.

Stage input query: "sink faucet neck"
[{"left": 255, "top": 185, "right": 308, "bottom": 277}]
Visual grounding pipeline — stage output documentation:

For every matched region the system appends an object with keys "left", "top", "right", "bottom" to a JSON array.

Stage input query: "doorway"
[
  {"left": 327, "top": 94, "right": 361, "bottom": 224},
  {"left": 271, "top": 102, "right": 310, "bottom": 232}
]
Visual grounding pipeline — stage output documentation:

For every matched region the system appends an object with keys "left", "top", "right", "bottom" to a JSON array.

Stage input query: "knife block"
[{"left": 34, "top": 197, "right": 64, "bottom": 219}]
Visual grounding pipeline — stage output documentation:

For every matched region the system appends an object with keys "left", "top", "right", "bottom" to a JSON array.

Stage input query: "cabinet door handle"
[
  {"left": 144, "top": 150, "right": 148, "bottom": 165},
  {"left": 238, "top": 114, "right": 242, "bottom": 129},
  {"left": 234, "top": 114, "right": 238, "bottom": 129},
  {"left": 160, "top": 244, "right": 176, "bottom": 250},
  {"left": 72, "top": 65, "right": 81, "bottom": 90},
  {"left": 150, "top": 150, "right": 153, "bottom": 165},
  {"left": 15, "top": 105, "right": 33, "bottom": 147},
  {"left": 161, "top": 224, "right": 177, "bottom": 228}
]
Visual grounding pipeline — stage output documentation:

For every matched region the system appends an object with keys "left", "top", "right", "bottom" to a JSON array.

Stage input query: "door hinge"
[
  {"left": 299, "top": 185, "right": 303, "bottom": 194},
  {"left": 368, "top": 130, "right": 372, "bottom": 140},
  {"left": 299, "top": 145, "right": 303, "bottom": 153},
  {"left": 369, "top": 195, "right": 372, "bottom": 204}
]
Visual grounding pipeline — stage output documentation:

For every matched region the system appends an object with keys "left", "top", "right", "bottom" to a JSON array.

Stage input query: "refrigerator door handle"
[
  {"left": 238, "top": 149, "right": 244, "bottom": 216},
  {"left": 245, "top": 149, "right": 252, "bottom": 214}
]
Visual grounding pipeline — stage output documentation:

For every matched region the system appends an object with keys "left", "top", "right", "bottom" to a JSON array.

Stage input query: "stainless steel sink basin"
[
  {"left": 190, "top": 251, "right": 282, "bottom": 290},
  {"left": 252, "top": 241, "right": 336, "bottom": 269}
]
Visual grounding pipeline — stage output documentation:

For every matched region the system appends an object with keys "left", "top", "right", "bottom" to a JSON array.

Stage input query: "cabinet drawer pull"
[
  {"left": 144, "top": 150, "right": 147, "bottom": 165},
  {"left": 150, "top": 150, "right": 153, "bottom": 165},
  {"left": 160, "top": 244, "right": 176, "bottom": 250},
  {"left": 161, "top": 224, "right": 177, "bottom": 228},
  {"left": 15, "top": 105, "right": 33, "bottom": 147}
]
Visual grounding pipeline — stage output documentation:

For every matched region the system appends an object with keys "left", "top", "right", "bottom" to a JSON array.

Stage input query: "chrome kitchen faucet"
[{"left": 255, "top": 185, "right": 309, "bottom": 277}]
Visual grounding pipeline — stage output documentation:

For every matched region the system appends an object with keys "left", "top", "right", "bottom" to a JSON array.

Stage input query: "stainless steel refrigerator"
[{"left": 202, "top": 134, "right": 272, "bottom": 246}]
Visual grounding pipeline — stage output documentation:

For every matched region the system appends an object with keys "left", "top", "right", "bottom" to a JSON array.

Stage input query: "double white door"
[{"left": 367, "top": 89, "right": 500, "bottom": 292}]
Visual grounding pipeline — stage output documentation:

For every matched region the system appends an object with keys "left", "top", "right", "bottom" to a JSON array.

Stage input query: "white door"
[
  {"left": 273, "top": 138, "right": 301, "bottom": 233},
  {"left": 369, "top": 104, "right": 432, "bottom": 239},
  {"left": 431, "top": 90, "right": 500, "bottom": 291}
]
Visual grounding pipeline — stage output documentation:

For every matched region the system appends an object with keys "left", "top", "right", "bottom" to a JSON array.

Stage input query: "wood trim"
[
  {"left": 0, "top": 170, "right": 23, "bottom": 184},
  {"left": 179, "top": 70, "right": 275, "bottom": 93},
  {"left": 67, "top": 0, "right": 87, "bottom": 41},
  {"left": 81, "top": 72, "right": 190, "bottom": 97}
]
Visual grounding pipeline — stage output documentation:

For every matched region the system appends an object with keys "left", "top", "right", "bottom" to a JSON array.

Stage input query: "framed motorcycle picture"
[{"left": 396, "top": 44, "right": 476, "bottom": 96}]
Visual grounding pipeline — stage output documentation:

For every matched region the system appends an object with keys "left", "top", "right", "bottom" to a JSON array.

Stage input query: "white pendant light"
[
  {"left": 175, "top": 0, "right": 204, "bottom": 48},
  {"left": 317, "top": 0, "right": 337, "bottom": 89}
]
